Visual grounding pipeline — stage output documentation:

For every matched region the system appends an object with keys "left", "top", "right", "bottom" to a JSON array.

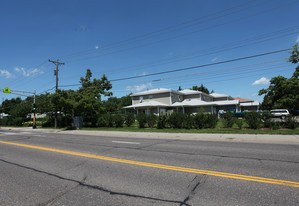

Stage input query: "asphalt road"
[{"left": 0, "top": 129, "right": 298, "bottom": 205}]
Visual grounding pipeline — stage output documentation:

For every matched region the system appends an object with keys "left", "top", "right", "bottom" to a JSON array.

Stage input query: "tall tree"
[
  {"left": 259, "top": 44, "right": 299, "bottom": 110},
  {"left": 50, "top": 69, "right": 112, "bottom": 127},
  {"left": 192, "top": 84, "right": 210, "bottom": 94}
]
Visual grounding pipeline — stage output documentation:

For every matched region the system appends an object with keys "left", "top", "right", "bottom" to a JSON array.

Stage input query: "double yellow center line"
[{"left": 0, "top": 140, "right": 298, "bottom": 188}]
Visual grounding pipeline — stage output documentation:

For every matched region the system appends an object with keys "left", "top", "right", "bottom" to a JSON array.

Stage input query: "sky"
[{"left": 0, "top": 0, "right": 299, "bottom": 103}]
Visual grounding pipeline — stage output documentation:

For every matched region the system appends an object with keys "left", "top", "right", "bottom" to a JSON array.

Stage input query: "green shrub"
[
  {"left": 137, "top": 113, "right": 147, "bottom": 128},
  {"left": 270, "top": 121, "right": 281, "bottom": 130},
  {"left": 222, "top": 112, "right": 235, "bottom": 128},
  {"left": 235, "top": 119, "right": 244, "bottom": 129},
  {"left": 97, "top": 114, "right": 114, "bottom": 127},
  {"left": 261, "top": 111, "right": 272, "bottom": 128},
  {"left": 97, "top": 116, "right": 106, "bottom": 127},
  {"left": 113, "top": 115, "right": 124, "bottom": 128},
  {"left": 147, "top": 114, "right": 157, "bottom": 128},
  {"left": 193, "top": 112, "right": 207, "bottom": 129},
  {"left": 5, "top": 117, "right": 25, "bottom": 126},
  {"left": 205, "top": 114, "right": 218, "bottom": 129},
  {"left": 244, "top": 112, "right": 262, "bottom": 129},
  {"left": 23, "top": 121, "right": 33, "bottom": 127},
  {"left": 0, "top": 119, "right": 8, "bottom": 126},
  {"left": 157, "top": 115, "right": 167, "bottom": 129},
  {"left": 182, "top": 114, "right": 193, "bottom": 129},
  {"left": 284, "top": 116, "right": 298, "bottom": 129},
  {"left": 124, "top": 113, "right": 135, "bottom": 127},
  {"left": 42, "top": 116, "right": 53, "bottom": 127},
  {"left": 57, "top": 115, "right": 73, "bottom": 128},
  {"left": 168, "top": 113, "right": 185, "bottom": 128}
]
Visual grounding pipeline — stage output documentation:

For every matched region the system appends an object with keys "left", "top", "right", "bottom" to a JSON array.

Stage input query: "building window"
[
  {"left": 149, "top": 95, "right": 153, "bottom": 99},
  {"left": 139, "top": 96, "right": 143, "bottom": 102}
]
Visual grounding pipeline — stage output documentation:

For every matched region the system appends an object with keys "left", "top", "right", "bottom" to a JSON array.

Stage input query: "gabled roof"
[
  {"left": 209, "top": 93, "right": 229, "bottom": 98},
  {"left": 172, "top": 99, "right": 239, "bottom": 107},
  {"left": 234, "top": 97, "right": 254, "bottom": 103},
  {"left": 130, "top": 88, "right": 177, "bottom": 97},
  {"left": 123, "top": 100, "right": 169, "bottom": 108},
  {"left": 179, "top": 89, "right": 201, "bottom": 95}
]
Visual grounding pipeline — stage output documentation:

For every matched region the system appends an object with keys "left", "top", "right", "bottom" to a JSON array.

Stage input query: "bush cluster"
[
  {"left": 243, "top": 112, "right": 298, "bottom": 130},
  {"left": 222, "top": 112, "right": 235, "bottom": 128},
  {"left": 94, "top": 111, "right": 298, "bottom": 130},
  {"left": 97, "top": 114, "right": 126, "bottom": 128}
]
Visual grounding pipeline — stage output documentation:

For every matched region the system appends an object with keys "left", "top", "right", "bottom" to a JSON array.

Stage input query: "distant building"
[
  {"left": 124, "top": 88, "right": 259, "bottom": 115},
  {"left": 0, "top": 113, "right": 8, "bottom": 119}
]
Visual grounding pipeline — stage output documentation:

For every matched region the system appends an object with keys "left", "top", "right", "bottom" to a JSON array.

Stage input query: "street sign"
[{"left": 3, "top": 87, "right": 11, "bottom": 93}]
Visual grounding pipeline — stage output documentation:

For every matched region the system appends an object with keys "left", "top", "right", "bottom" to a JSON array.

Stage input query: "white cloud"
[
  {"left": 126, "top": 83, "right": 152, "bottom": 92},
  {"left": 0, "top": 70, "right": 13, "bottom": 78},
  {"left": 95, "top": 45, "right": 99, "bottom": 50},
  {"left": 296, "top": 35, "right": 299, "bottom": 43},
  {"left": 77, "top": 25, "right": 87, "bottom": 32},
  {"left": 15, "top": 67, "right": 43, "bottom": 77},
  {"left": 141, "top": 72, "right": 146, "bottom": 76},
  {"left": 211, "top": 57, "right": 219, "bottom": 62},
  {"left": 252, "top": 77, "right": 270, "bottom": 85}
]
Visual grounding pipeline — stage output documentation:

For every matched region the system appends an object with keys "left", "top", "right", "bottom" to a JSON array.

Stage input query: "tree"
[
  {"left": 192, "top": 84, "right": 210, "bottom": 94},
  {"left": 259, "top": 44, "right": 299, "bottom": 110},
  {"left": 49, "top": 69, "right": 113, "bottom": 127},
  {"left": 102, "top": 94, "right": 131, "bottom": 114}
]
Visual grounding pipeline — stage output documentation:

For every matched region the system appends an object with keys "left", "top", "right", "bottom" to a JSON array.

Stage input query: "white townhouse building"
[{"left": 124, "top": 88, "right": 259, "bottom": 115}]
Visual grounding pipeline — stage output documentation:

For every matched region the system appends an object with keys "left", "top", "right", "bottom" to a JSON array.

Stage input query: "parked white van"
[{"left": 270, "top": 109, "right": 290, "bottom": 119}]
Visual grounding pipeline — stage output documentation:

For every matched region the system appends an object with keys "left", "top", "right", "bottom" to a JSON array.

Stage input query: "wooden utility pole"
[{"left": 49, "top": 59, "right": 65, "bottom": 128}]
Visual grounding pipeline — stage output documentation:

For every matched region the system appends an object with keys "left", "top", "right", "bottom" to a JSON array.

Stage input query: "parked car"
[{"left": 270, "top": 109, "right": 290, "bottom": 119}]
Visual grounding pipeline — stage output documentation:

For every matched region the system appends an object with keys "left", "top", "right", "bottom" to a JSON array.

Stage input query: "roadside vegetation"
[
  {"left": 77, "top": 111, "right": 299, "bottom": 135},
  {"left": 0, "top": 44, "right": 298, "bottom": 135}
]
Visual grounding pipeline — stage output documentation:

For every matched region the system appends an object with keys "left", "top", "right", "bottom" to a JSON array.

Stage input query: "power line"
[
  {"left": 109, "top": 48, "right": 292, "bottom": 82},
  {"left": 105, "top": 26, "right": 299, "bottom": 75},
  {"left": 52, "top": 0, "right": 260, "bottom": 60},
  {"left": 113, "top": 59, "right": 286, "bottom": 88},
  {"left": 58, "top": 48, "right": 291, "bottom": 89},
  {"left": 65, "top": 0, "right": 294, "bottom": 63}
]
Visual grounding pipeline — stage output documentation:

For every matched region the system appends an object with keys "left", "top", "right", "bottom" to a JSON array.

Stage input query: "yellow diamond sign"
[{"left": 3, "top": 87, "right": 11, "bottom": 93}]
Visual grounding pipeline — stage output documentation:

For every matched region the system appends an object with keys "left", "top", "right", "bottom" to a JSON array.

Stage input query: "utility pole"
[{"left": 49, "top": 59, "right": 65, "bottom": 128}]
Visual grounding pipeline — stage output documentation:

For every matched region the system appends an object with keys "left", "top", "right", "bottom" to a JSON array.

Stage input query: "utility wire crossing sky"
[{"left": 0, "top": 0, "right": 298, "bottom": 102}]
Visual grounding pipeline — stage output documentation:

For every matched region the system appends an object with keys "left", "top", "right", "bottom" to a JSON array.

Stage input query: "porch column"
[
  {"left": 157, "top": 106, "right": 160, "bottom": 116},
  {"left": 182, "top": 106, "right": 185, "bottom": 114}
]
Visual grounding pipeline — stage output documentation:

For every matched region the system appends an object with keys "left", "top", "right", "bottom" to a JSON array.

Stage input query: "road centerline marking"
[
  {"left": 112, "top": 141, "right": 140, "bottom": 145},
  {"left": 0, "top": 140, "right": 298, "bottom": 188}
]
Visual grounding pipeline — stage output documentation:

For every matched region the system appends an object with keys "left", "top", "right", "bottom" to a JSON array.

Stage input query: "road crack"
[
  {"left": 180, "top": 174, "right": 208, "bottom": 206},
  {"left": 0, "top": 158, "right": 186, "bottom": 205}
]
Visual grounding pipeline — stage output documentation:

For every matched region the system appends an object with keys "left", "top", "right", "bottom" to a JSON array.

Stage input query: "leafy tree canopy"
[
  {"left": 259, "top": 44, "right": 299, "bottom": 110},
  {"left": 192, "top": 84, "right": 210, "bottom": 94}
]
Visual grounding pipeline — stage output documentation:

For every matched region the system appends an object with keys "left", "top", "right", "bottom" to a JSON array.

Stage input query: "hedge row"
[
  {"left": 223, "top": 111, "right": 298, "bottom": 130},
  {"left": 96, "top": 112, "right": 298, "bottom": 130},
  {"left": 96, "top": 113, "right": 219, "bottom": 129}
]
